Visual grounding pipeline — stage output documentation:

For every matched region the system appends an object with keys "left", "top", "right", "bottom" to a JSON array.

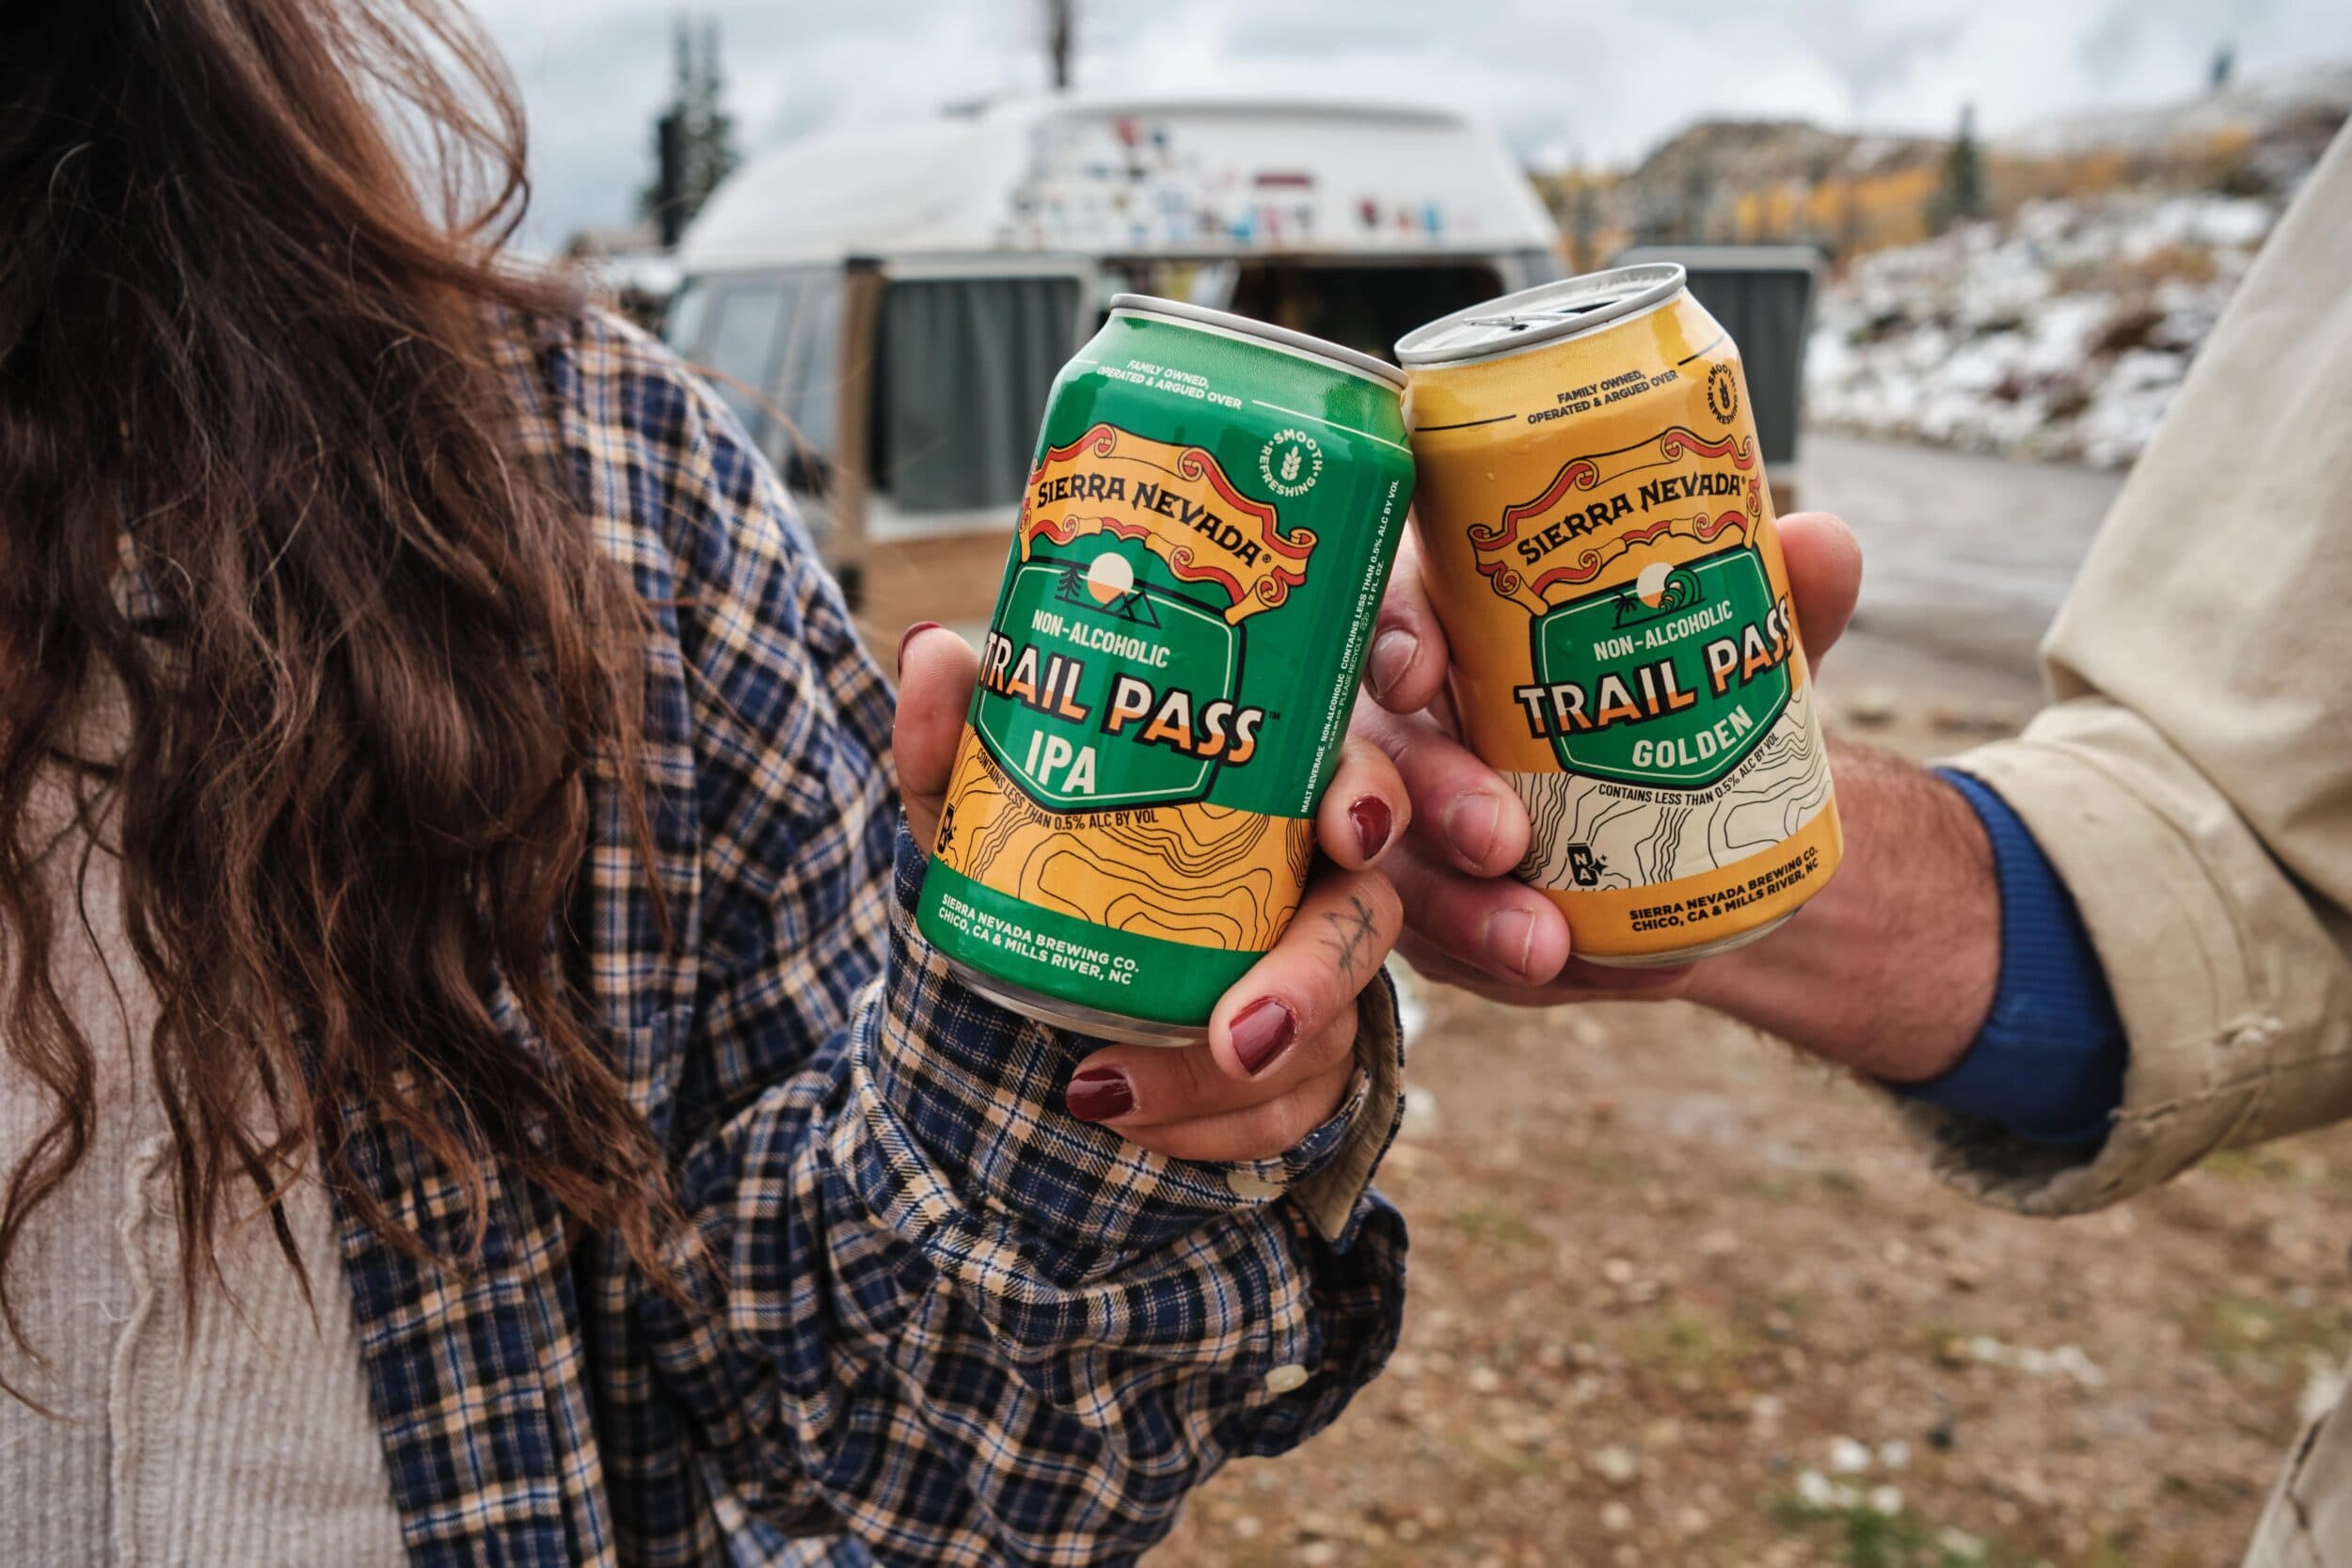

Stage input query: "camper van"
[{"left": 663, "top": 95, "right": 1562, "bottom": 641}]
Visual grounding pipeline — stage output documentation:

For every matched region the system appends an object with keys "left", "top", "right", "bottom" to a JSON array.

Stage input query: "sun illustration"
[
  {"left": 1634, "top": 561, "right": 1674, "bottom": 608},
  {"left": 1085, "top": 551, "right": 1136, "bottom": 605}
]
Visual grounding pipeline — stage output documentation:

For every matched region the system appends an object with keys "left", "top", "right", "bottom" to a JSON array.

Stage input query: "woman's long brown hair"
[{"left": 0, "top": 0, "right": 681, "bottom": 1356}]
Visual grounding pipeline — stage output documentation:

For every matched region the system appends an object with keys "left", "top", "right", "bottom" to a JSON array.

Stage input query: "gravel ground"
[{"left": 1152, "top": 436, "right": 2351, "bottom": 1567}]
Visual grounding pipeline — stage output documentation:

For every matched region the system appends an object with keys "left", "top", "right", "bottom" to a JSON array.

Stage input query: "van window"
[
  {"left": 872, "top": 276, "right": 1079, "bottom": 514},
  {"left": 663, "top": 281, "right": 711, "bottom": 357},
  {"left": 1223, "top": 262, "right": 1506, "bottom": 363},
  {"left": 701, "top": 278, "right": 797, "bottom": 441},
  {"left": 775, "top": 274, "right": 843, "bottom": 483}
]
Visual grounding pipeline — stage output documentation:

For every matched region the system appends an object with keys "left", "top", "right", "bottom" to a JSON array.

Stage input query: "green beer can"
[{"left": 915, "top": 294, "right": 1414, "bottom": 1044}]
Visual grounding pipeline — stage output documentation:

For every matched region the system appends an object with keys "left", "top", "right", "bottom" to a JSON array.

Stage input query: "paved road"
[{"left": 1800, "top": 432, "right": 2126, "bottom": 714}]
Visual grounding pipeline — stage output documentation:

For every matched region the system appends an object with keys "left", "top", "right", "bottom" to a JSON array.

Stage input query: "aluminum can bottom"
[
  {"left": 1574, "top": 911, "right": 1794, "bottom": 969},
  {"left": 939, "top": 955, "right": 1206, "bottom": 1047}
]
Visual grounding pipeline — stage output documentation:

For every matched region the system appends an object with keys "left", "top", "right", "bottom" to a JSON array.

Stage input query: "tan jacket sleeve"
[{"left": 1897, "top": 124, "right": 2352, "bottom": 1216}]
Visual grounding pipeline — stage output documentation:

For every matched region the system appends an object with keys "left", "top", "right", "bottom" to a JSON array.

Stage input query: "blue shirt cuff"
[{"left": 1886, "top": 770, "right": 2127, "bottom": 1148}]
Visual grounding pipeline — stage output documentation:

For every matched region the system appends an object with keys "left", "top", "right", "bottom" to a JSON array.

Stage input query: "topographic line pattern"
[
  {"left": 939, "top": 740, "right": 1311, "bottom": 951},
  {"left": 1512, "top": 681, "right": 1832, "bottom": 893}
]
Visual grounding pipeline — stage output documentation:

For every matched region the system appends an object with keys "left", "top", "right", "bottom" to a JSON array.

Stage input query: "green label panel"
[
  {"left": 1525, "top": 546, "right": 1793, "bottom": 789},
  {"left": 973, "top": 548, "right": 1247, "bottom": 809}
]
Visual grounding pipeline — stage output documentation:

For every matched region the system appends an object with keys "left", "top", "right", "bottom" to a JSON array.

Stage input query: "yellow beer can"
[{"left": 1395, "top": 264, "right": 1840, "bottom": 965}]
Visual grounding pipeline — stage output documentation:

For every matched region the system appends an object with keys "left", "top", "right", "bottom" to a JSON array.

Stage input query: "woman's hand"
[
  {"left": 1349, "top": 512, "right": 1866, "bottom": 1005},
  {"left": 895, "top": 624, "right": 1408, "bottom": 1163}
]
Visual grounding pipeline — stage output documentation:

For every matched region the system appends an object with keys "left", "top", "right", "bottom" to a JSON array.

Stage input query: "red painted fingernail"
[
  {"left": 1230, "top": 997, "right": 1297, "bottom": 1077},
  {"left": 1065, "top": 1068, "right": 1136, "bottom": 1123},
  {"left": 1349, "top": 796, "right": 1393, "bottom": 862},
  {"left": 896, "top": 621, "right": 943, "bottom": 673}
]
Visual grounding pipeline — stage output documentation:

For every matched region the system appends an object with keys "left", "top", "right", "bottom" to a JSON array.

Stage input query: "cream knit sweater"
[{"left": 0, "top": 727, "right": 409, "bottom": 1566}]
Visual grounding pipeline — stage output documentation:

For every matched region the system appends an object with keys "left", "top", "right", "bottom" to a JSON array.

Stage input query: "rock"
[
  {"left": 1867, "top": 1484, "right": 1905, "bottom": 1516},
  {"left": 1930, "top": 705, "right": 2020, "bottom": 737},
  {"left": 1401, "top": 1085, "right": 1442, "bottom": 1143},
  {"left": 1599, "top": 1500, "right": 1634, "bottom": 1533},
  {"left": 1795, "top": 1469, "right": 1849, "bottom": 1510},
  {"left": 1938, "top": 1528, "right": 1989, "bottom": 1562},
  {"left": 1601, "top": 1257, "right": 1637, "bottom": 1287},
  {"left": 1593, "top": 1445, "right": 1641, "bottom": 1485},
  {"left": 1829, "top": 1435, "right": 1874, "bottom": 1474},
  {"left": 1841, "top": 685, "right": 1899, "bottom": 726}
]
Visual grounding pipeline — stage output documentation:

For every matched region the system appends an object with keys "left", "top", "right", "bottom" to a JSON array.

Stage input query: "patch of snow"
[
  {"left": 1805, "top": 188, "right": 2285, "bottom": 468},
  {"left": 1963, "top": 1335, "right": 2108, "bottom": 1387}
]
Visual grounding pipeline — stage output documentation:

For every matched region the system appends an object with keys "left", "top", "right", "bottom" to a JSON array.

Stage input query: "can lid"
[
  {"left": 1107, "top": 293, "right": 1406, "bottom": 391},
  {"left": 1393, "top": 263, "right": 1688, "bottom": 367}
]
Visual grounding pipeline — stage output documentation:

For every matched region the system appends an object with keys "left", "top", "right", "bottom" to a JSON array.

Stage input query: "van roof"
[{"left": 677, "top": 94, "right": 1559, "bottom": 271}]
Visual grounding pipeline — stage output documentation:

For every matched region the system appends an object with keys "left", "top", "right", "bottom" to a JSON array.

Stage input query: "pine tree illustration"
[{"left": 1279, "top": 445, "right": 1302, "bottom": 483}]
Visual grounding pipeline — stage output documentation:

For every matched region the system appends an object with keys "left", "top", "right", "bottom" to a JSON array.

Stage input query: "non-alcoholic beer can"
[
  {"left": 916, "top": 295, "right": 1414, "bottom": 1042},
  {"left": 1395, "top": 264, "right": 1840, "bottom": 965}
]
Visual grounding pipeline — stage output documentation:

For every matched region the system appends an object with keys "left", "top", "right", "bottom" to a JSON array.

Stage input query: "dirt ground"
[{"left": 1153, "top": 440, "right": 2352, "bottom": 1567}]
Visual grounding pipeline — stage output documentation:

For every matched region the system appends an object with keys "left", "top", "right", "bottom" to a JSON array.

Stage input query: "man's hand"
[
  {"left": 897, "top": 624, "right": 1408, "bottom": 1162},
  {"left": 1356, "top": 513, "right": 1999, "bottom": 1085}
]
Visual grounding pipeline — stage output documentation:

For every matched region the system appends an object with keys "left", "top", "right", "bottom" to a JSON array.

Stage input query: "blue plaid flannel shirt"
[{"left": 326, "top": 309, "right": 1409, "bottom": 1566}]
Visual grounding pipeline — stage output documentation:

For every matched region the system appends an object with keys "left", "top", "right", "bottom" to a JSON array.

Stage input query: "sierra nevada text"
[
  {"left": 1034, "top": 471, "right": 1272, "bottom": 567},
  {"left": 1515, "top": 468, "right": 1746, "bottom": 565}
]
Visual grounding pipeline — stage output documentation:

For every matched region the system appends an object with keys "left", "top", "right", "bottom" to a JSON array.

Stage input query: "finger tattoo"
[{"left": 1322, "top": 895, "right": 1381, "bottom": 980}]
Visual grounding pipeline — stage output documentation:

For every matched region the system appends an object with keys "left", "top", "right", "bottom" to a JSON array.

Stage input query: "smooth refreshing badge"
[
  {"left": 1476, "top": 426, "right": 1793, "bottom": 791},
  {"left": 972, "top": 422, "right": 1315, "bottom": 810}
]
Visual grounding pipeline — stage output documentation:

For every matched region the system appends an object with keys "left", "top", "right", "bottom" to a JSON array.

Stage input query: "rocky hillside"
[
  {"left": 1802, "top": 62, "right": 2347, "bottom": 468},
  {"left": 1804, "top": 190, "right": 2279, "bottom": 467}
]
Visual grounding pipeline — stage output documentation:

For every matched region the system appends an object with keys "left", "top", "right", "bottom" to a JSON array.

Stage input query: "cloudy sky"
[{"left": 472, "top": 0, "right": 2352, "bottom": 250}]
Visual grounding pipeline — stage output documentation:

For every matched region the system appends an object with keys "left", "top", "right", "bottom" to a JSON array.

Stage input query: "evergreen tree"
[
  {"left": 1931, "top": 103, "right": 1985, "bottom": 231},
  {"left": 642, "top": 14, "right": 739, "bottom": 245},
  {"left": 1043, "top": 0, "right": 1074, "bottom": 90}
]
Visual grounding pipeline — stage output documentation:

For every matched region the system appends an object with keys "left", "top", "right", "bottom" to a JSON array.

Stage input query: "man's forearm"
[{"left": 1684, "top": 739, "right": 1999, "bottom": 1084}]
